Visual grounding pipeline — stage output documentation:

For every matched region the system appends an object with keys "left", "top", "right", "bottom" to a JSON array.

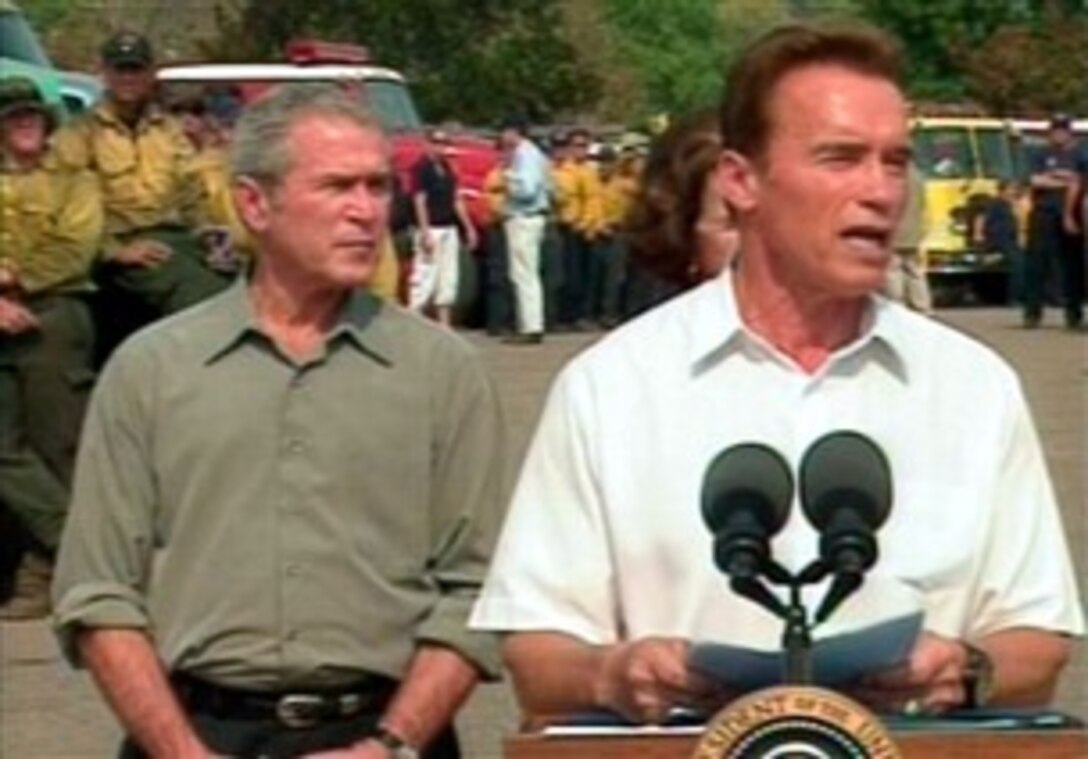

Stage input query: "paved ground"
[{"left": 1, "top": 306, "right": 1084, "bottom": 758}]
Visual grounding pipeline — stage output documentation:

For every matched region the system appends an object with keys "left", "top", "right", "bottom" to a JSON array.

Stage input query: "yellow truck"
[{"left": 910, "top": 115, "right": 1017, "bottom": 304}]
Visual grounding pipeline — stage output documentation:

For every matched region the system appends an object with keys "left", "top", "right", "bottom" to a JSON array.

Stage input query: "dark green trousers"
[
  {"left": 0, "top": 294, "right": 96, "bottom": 550},
  {"left": 94, "top": 226, "right": 233, "bottom": 364},
  {"left": 107, "top": 226, "right": 232, "bottom": 315}
]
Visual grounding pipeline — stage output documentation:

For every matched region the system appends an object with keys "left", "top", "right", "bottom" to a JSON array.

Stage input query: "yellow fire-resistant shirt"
[
  {"left": 482, "top": 166, "right": 506, "bottom": 226},
  {"left": 51, "top": 101, "right": 209, "bottom": 255},
  {"left": 0, "top": 157, "right": 103, "bottom": 295},
  {"left": 190, "top": 145, "right": 253, "bottom": 258},
  {"left": 600, "top": 173, "right": 639, "bottom": 234},
  {"left": 552, "top": 160, "right": 605, "bottom": 237}
]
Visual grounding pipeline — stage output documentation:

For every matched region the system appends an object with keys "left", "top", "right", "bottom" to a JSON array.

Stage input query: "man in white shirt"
[
  {"left": 472, "top": 22, "right": 1083, "bottom": 724},
  {"left": 499, "top": 118, "right": 551, "bottom": 344}
]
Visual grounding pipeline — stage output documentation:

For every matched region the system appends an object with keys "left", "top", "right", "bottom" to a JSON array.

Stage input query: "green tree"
[
  {"left": 853, "top": 0, "right": 1034, "bottom": 101},
  {"left": 15, "top": 0, "right": 72, "bottom": 33},
  {"left": 599, "top": 0, "right": 730, "bottom": 118},
  {"left": 963, "top": 10, "right": 1088, "bottom": 115}
]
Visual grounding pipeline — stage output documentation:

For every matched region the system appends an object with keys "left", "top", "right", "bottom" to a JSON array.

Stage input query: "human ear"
[
  {"left": 716, "top": 150, "right": 761, "bottom": 214},
  {"left": 232, "top": 176, "right": 272, "bottom": 233}
]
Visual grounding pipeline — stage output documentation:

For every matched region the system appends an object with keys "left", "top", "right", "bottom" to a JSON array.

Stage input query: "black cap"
[
  {"left": 1049, "top": 113, "right": 1073, "bottom": 131},
  {"left": 101, "top": 31, "right": 154, "bottom": 68},
  {"left": 0, "top": 76, "right": 56, "bottom": 129},
  {"left": 500, "top": 115, "right": 529, "bottom": 135}
]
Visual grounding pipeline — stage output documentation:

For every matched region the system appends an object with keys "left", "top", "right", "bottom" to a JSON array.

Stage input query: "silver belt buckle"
[{"left": 275, "top": 693, "right": 324, "bottom": 729}]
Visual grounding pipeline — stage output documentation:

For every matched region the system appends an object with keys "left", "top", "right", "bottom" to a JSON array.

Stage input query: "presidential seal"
[{"left": 692, "top": 686, "right": 900, "bottom": 759}]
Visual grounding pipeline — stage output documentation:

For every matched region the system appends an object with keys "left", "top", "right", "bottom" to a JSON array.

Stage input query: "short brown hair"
[{"left": 719, "top": 21, "right": 904, "bottom": 160}]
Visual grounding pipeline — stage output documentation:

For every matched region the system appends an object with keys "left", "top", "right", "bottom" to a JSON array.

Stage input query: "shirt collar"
[
  {"left": 687, "top": 270, "right": 910, "bottom": 382},
  {"left": 201, "top": 277, "right": 393, "bottom": 366},
  {"left": 94, "top": 99, "right": 167, "bottom": 129}
]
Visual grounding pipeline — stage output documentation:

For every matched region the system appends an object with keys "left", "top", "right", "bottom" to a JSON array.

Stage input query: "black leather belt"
[{"left": 171, "top": 672, "right": 397, "bottom": 729}]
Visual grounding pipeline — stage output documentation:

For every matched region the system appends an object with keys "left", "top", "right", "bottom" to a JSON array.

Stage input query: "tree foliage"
[
  {"left": 853, "top": 0, "right": 1036, "bottom": 101},
  {"left": 962, "top": 9, "right": 1088, "bottom": 115},
  {"left": 855, "top": 0, "right": 1087, "bottom": 110}
]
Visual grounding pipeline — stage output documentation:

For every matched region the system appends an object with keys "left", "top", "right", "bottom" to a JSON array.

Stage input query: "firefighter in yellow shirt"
[
  {"left": 169, "top": 94, "right": 253, "bottom": 263},
  {"left": 550, "top": 127, "right": 605, "bottom": 329},
  {"left": 481, "top": 159, "right": 516, "bottom": 334},
  {"left": 592, "top": 146, "right": 642, "bottom": 326},
  {"left": 0, "top": 77, "right": 103, "bottom": 619},
  {"left": 52, "top": 32, "right": 230, "bottom": 351}
]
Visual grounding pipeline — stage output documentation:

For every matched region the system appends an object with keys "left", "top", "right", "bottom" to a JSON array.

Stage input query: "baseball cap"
[
  {"left": 1049, "top": 113, "right": 1073, "bottom": 131},
  {"left": 101, "top": 31, "right": 154, "bottom": 68},
  {"left": 0, "top": 76, "right": 56, "bottom": 130},
  {"left": 500, "top": 115, "right": 529, "bottom": 135}
]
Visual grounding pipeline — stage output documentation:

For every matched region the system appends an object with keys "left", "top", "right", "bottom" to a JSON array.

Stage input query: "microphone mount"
[{"left": 702, "top": 432, "right": 893, "bottom": 687}]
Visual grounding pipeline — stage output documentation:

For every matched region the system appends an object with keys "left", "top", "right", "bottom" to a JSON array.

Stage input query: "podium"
[{"left": 506, "top": 728, "right": 1088, "bottom": 758}]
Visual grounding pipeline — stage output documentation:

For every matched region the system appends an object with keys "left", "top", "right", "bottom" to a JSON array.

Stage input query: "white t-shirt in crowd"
[{"left": 471, "top": 272, "right": 1084, "bottom": 648}]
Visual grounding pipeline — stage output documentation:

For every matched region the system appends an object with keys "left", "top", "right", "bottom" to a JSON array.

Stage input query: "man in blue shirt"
[
  {"left": 1024, "top": 115, "right": 1087, "bottom": 329},
  {"left": 500, "top": 118, "right": 551, "bottom": 344}
]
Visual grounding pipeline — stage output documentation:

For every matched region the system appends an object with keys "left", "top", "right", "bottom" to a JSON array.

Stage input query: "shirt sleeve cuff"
[
  {"left": 416, "top": 591, "right": 502, "bottom": 680},
  {"left": 52, "top": 581, "right": 151, "bottom": 667}
]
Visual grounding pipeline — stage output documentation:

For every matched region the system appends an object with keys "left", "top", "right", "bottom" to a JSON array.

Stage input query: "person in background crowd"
[
  {"left": 883, "top": 162, "right": 932, "bottom": 314},
  {"left": 409, "top": 127, "right": 477, "bottom": 326},
  {"left": 53, "top": 31, "right": 231, "bottom": 361},
  {"left": 1063, "top": 135, "right": 1086, "bottom": 257},
  {"left": 53, "top": 84, "right": 506, "bottom": 758},
  {"left": 482, "top": 143, "right": 515, "bottom": 335},
  {"left": 168, "top": 93, "right": 251, "bottom": 266},
  {"left": 473, "top": 21, "right": 1082, "bottom": 725},
  {"left": 1023, "top": 114, "right": 1087, "bottom": 330},
  {"left": 552, "top": 127, "right": 604, "bottom": 331},
  {"left": 592, "top": 146, "right": 640, "bottom": 327},
  {"left": 623, "top": 109, "right": 739, "bottom": 318},
  {"left": 389, "top": 169, "right": 416, "bottom": 301},
  {"left": 0, "top": 77, "right": 102, "bottom": 620},
  {"left": 982, "top": 180, "right": 1028, "bottom": 305},
  {"left": 499, "top": 117, "right": 551, "bottom": 344}
]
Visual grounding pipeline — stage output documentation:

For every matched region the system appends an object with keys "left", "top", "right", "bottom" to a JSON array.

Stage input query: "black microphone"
[
  {"left": 701, "top": 442, "right": 794, "bottom": 591},
  {"left": 799, "top": 431, "right": 892, "bottom": 623}
]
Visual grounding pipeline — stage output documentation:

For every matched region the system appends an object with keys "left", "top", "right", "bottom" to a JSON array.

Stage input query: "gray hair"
[{"left": 229, "top": 83, "right": 386, "bottom": 187}]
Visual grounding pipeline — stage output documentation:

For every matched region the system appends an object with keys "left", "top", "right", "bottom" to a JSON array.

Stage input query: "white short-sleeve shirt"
[{"left": 471, "top": 273, "right": 1084, "bottom": 647}]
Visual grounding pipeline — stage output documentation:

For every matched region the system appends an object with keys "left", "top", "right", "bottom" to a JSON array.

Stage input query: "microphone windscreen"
[
  {"left": 799, "top": 431, "right": 892, "bottom": 530},
  {"left": 701, "top": 443, "right": 793, "bottom": 536}
]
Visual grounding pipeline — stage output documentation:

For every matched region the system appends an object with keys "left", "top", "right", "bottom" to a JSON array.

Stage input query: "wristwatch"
[
  {"left": 374, "top": 725, "right": 420, "bottom": 759},
  {"left": 961, "top": 641, "right": 995, "bottom": 709}
]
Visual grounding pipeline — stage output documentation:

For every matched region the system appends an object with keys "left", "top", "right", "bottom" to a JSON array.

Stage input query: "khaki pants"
[
  {"left": 885, "top": 248, "right": 932, "bottom": 314},
  {"left": 505, "top": 215, "right": 547, "bottom": 334}
]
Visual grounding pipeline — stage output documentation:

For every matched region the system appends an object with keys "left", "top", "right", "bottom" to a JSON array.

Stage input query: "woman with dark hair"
[{"left": 622, "top": 110, "right": 738, "bottom": 317}]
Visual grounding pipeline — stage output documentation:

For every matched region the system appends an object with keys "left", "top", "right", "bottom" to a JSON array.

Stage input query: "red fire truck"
[{"left": 156, "top": 39, "right": 501, "bottom": 234}]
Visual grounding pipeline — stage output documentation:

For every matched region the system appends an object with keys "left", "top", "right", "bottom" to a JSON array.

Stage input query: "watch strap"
[
  {"left": 374, "top": 725, "right": 419, "bottom": 759},
  {"left": 961, "top": 641, "right": 994, "bottom": 709}
]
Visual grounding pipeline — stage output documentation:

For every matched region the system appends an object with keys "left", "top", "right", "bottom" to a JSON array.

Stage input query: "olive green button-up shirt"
[{"left": 53, "top": 280, "right": 507, "bottom": 689}]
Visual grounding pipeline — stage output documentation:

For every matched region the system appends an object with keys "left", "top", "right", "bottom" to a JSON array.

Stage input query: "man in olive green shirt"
[
  {"left": 0, "top": 76, "right": 102, "bottom": 619},
  {"left": 54, "top": 84, "right": 506, "bottom": 758}
]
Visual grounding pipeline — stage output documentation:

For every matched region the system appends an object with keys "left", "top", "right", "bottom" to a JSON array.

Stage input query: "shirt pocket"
[
  {"left": 93, "top": 134, "right": 138, "bottom": 178},
  {"left": 12, "top": 190, "right": 52, "bottom": 247}
]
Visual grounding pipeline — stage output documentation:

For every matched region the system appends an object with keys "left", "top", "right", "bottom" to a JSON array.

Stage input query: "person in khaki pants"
[
  {"left": 884, "top": 162, "right": 932, "bottom": 314},
  {"left": 0, "top": 76, "right": 102, "bottom": 619}
]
